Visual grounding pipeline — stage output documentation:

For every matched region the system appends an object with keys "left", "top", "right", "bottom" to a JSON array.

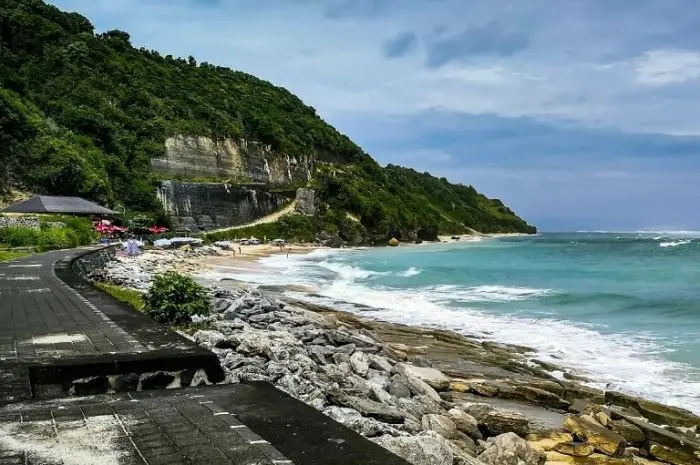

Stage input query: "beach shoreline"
[{"left": 92, "top": 245, "right": 700, "bottom": 464}]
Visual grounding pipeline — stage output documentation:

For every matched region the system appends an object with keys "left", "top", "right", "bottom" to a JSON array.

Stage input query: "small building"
[{"left": 0, "top": 195, "right": 117, "bottom": 216}]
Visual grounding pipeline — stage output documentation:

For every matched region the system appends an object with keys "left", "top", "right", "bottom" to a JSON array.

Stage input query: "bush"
[
  {"left": 143, "top": 271, "right": 210, "bottom": 326},
  {"left": 37, "top": 227, "right": 78, "bottom": 251},
  {"left": 0, "top": 227, "right": 40, "bottom": 247}
]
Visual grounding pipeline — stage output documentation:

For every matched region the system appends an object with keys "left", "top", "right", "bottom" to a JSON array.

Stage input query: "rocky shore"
[{"left": 92, "top": 248, "right": 700, "bottom": 465}]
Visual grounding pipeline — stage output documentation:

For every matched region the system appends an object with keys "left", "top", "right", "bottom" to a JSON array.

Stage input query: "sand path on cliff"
[{"left": 207, "top": 199, "right": 298, "bottom": 234}]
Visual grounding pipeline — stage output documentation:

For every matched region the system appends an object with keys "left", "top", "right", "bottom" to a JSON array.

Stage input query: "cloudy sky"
[{"left": 50, "top": 0, "right": 700, "bottom": 230}]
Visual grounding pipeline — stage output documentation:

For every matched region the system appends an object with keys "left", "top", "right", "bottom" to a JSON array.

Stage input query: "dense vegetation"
[
  {"left": 0, "top": 0, "right": 535, "bottom": 240},
  {"left": 143, "top": 271, "right": 210, "bottom": 326},
  {"left": 0, "top": 214, "right": 96, "bottom": 251}
]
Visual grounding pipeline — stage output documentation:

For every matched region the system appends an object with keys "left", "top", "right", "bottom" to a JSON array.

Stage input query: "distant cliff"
[
  {"left": 152, "top": 136, "right": 314, "bottom": 185},
  {"left": 0, "top": 0, "right": 536, "bottom": 238},
  {"left": 156, "top": 180, "right": 290, "bottom": 231}
]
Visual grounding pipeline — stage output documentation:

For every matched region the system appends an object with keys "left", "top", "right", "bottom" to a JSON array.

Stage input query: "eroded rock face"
[
  {"left": 295, "top": 188, "right": 318, "bottom": 215},
  {"left": 605, "top": 391, "right": 700, "bottom": 429},
  {"left": 156, "top": 180, "right": 289, "bottom": 231},
  {"left": 564, "top": 414, "right": 626, "bottom": 457},
  {"left": 155, "top": 135, "right": 315, "bottom": 183}
]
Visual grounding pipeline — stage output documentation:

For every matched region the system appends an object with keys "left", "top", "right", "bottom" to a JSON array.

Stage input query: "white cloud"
[
  {"left": 635, "top": 49, "right": 700, "bottom": 85},
  {"left": 48, "top": 0, "right": 700, "bottom": 136}
]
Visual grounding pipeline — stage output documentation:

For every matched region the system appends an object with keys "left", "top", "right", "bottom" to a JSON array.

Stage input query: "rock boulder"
[
  {"left": 478, "top": 432, "right": 546, "bottom": 465},
  {"left": 374, "top": 433, "right": 454, "bottom": 465},
  {"left": 564, "top": 414, "right": 626, "bottom": 457}
]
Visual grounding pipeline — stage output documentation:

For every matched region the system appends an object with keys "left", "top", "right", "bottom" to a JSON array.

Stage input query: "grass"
[
  {"left": 94, "top": 282, "right": 145, "bottom": 311},
  {"left": 0, "top": 249, "right": 31, "bottom": 262}
]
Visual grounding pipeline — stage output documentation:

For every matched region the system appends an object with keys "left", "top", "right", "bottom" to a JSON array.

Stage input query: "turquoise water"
[{"left": 252, "top": 233, "right": 700, "bottom": 412}]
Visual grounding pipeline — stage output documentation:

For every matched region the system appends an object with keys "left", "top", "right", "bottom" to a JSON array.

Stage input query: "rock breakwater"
[{"left": 92, "top": 250, "right": 700, "bottom": 465}]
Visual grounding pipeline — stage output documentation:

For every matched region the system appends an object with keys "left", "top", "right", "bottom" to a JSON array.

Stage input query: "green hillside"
[{"left": 0, "top": 0, "right": 535, "bottom": 241}]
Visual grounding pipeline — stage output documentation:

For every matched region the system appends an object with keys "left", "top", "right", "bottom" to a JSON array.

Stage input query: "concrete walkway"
[{"left": 0, "top": 249, "right": 410, "bottom": 465}]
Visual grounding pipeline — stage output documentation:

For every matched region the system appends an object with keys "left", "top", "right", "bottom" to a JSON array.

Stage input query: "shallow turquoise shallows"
[{"left": 253, "top": 233, "right": 700, "bottom": 412}]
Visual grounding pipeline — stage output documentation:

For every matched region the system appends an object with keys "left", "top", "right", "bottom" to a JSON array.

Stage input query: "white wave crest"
[
  {"left": 319, "top": 261, "right": 388, "bottom": 280},
  {"left": 428, "top": 284, "right": 553, "bottom": 303},
  {"left": 659, "top": 240, "right": 691, "bottom": 248},
  {"left": 398, "top": 267, "right": 422, "bottom": 277},
  {"left": 304, "top": 280, "right": 700, "bottom": 413}
]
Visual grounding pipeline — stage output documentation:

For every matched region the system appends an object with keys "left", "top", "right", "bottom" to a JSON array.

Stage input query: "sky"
[{"left": 49, "top": 0, "right": 700, "bottom": 231}]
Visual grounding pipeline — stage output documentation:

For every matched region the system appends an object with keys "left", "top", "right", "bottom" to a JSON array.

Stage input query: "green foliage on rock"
[
  {"left": 143, "top": 271, "right": 210, "bottom": 326},
  {"left": 0, "top": 0, "right": 536, "bottom": 238}
]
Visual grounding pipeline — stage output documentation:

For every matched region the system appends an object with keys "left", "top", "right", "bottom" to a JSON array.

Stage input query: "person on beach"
[{"left": 287, "top": 248, "right": 291, "bottom": 258}]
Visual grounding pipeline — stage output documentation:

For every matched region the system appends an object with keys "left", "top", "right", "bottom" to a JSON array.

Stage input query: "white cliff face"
[{"left": 151, "top": 135, "right": 315, "bottom": 185}]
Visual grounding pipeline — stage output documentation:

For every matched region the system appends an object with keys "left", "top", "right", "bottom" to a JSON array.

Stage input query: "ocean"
[{"left": 227, "top": 232, "right": 700, "bottom": 413}]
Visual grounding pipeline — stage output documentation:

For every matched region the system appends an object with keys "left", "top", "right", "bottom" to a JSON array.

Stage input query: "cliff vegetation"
[{"left": 0, "top": 0, "right": 536, "bottom": 239}]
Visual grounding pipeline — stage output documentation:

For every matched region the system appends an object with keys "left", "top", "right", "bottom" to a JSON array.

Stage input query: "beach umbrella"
[{"left": 148, "top": 226, "right": 169, "bottom": 235}]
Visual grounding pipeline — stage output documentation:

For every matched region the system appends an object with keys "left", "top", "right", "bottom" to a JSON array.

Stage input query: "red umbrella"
[{"left": 148, "top": 226, "right": 169, "bottom": 235}]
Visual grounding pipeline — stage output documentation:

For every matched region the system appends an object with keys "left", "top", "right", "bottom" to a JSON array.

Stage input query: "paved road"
[
  {"left": 0, "top": 248, "right": 146, "bottom": 360},
  {"left": 0, "top": 247, "right": 223, "bottom": 402}
]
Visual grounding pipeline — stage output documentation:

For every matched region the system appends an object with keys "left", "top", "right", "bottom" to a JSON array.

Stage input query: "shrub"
[
  {"left": 37, "top": 227, "right": 78, "bottom": 251},
  {"left": 143, "top": 271, "right": 210, "bottom": 326},
  {"left": 0, "top": 227, "right": 40, "bottom": 247}
]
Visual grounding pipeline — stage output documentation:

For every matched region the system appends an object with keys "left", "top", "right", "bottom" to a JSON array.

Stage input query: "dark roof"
[{"left": 0, "top": 196, "right": 117, "bottom": 215}]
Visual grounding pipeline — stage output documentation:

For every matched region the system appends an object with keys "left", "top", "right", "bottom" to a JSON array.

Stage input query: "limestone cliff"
[
  {"left": 151, "top": 136, "right": 314, "bottom": 185},
  {"left": 156, "top": 180, "right": 290, "bottom": 231}
]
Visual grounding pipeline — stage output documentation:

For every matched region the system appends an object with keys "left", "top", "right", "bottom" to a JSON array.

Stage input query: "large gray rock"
[
  {"left": 328, "top": 390, "right": 404, "bottom": 424},
  {"left": 459, "top": 402, "right": 495, "bottom": 422},
  {"left": 350, "top": 351, "right": 370, "bottom": 377},
  {"left": 397, "top": 396, "right": 446, "bottom": 421},
  {"left": 323, "top": 406, "right": 403, "bottom": 437},
  {"left": 332, "top": 352, "right": 351, "bottom": 366},
  {"left": 369, "top": 383, "right": 394, "bottom": 405},
  {"left": 389, "top": 375, "right": 412, "bottom": 399},
  {"left": 394, "top": 363, "right": 451, "bottom": 391},
  {"left": 422, "top": 414, "right": 458, "bottom": 439},
  {"left": 229, "top": 328, "right": 304, "bottom": 361},
  {"left": 402, "top": 371, "right": 442, "bottom": 402},
  {"left": 368, "top": 354, "right": 394, "bottom": 372},
  {"left": 448, "top": 408, "right": 482, "bottom": 439},
  {"left": 483, "top": 410, "right": 530, "bottom": 437},
  {"left": 477, "top": 432, "right": 546, "bottom": 465},
  {"left": 374, "top": 434, "right": 454, "bottom": 465},
  {"left": 193, "top": 329, "right": 229, "bottom": 349}
]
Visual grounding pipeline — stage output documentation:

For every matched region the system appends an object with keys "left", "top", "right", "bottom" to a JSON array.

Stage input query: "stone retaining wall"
[
  {"left": 71, "top": 246, "right": 117, "bottom": 278},
  {"left": 0, "top": 217, "right": 41, "bottom": 229}
]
